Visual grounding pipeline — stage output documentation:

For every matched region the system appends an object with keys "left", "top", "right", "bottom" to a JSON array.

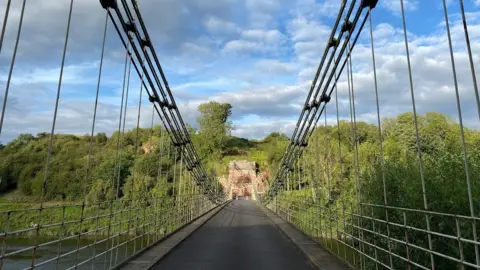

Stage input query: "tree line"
[
  {"left": 0, "top": 101, "right": 234, "bottom": 202},
  {"left": 274, "top": 111, "right": 480, "bottom": 269},
  {"left": 1, "top": 102, "right": 479, "bottom": 268}
]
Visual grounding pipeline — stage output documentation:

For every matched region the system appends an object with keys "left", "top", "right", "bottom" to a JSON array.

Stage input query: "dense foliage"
[
  {"left": 1, "top": 108, "right": 478, "bottom": 268},
  {"left": 195, "top": 101, "right": 233, "bottom": 161},
  {"left": 0, "top": 127, "right": 179, "bottom": 202},
  {"left": 275, "top": 112, "right": 480, "bottom": 269},
  {"left": 0, "top": 101, "right": 235, "bottom": 202}
]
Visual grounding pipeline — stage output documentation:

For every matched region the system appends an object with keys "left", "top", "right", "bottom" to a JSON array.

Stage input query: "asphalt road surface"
[{"left": 153, "top": 200, "right": 315, "bottom": 270}]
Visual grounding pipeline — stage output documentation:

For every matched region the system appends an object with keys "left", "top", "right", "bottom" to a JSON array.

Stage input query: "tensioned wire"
[
  {"left": 272, "top": 1, "right": 479, "bottom": 269},
  {"left": 346, "top": 33, "right": 365, "bottom": 270},
  {"left": 0, "top": 0, "right": 26, "bottom": 138},
  {"left": 108, "top": 20, "right": 134, "bottom": 270},
  {"left": 270, "top": 8, "right": 364, "bottom": 197},
  {"left": 112, "top": 33, "right": 133, "bottom": 270},
  {"left": 441, "top": 0, "right": 479, "bottom": 266},
  {"left": 399, "top": 0, "right": 434, "bottom": 268},
  {"left": 73, "top": 7, "right": 109, "bottom": 270},
  {"left": 333, "top": 68, "right": 346, "bottom": 260},
  {"left": 368, "top": 7, "right": 393, "bottom": 269},
  {"left": 266, "top": 0, "right": 352, "bottom": 194},
  {"left": 270, "top": 3, "right": 378, "bottom": 266},
  {"left": 278, "top": 0, "right": 360, "bottom": 170},
  {"left": 267, "top": 1, "right": 370, "bottom": 199},
  {"left": 0, "top": 1, "right": 24, "bottom": 268},
  {"left": 287, "top": 0, "right": 350, "bottom": 148},
  {"left": 325, "top": 98, "right": 336, "bottom": 254},
  {"left": 457, "top": 0, "right": 480, "bottom": 121},
  {"left": 31, "top": 0, "right": 74, "bottom": 267},
  {"left": 294, "top": 0, "right": 358, "bottom": 150},
  {"left": 104, "top": 1, "right": 215, "bottom": 196},
  {"left": 0, "top": 0, "right": 12, "bottom": 54},
  {"left": 145, "top": 102, "right": 155, "bottom": 248},
  {"left": 129, "top": 41, "right": 145, "bottom": 258}
]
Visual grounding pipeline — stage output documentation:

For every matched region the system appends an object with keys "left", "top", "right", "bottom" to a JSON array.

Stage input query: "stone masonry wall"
[{"left": 218, "top": 160, "right": 269, "bottom": 200}]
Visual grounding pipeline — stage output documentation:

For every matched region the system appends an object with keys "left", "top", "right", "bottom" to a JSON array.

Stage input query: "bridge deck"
[{"left": 151, "top": 200, "right": 342, "bottom": 270}]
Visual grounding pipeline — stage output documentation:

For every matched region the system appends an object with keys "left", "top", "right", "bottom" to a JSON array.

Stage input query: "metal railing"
[
  {"left": 0, "top": 0, "right": 223, "bottom": 269},
  {"left": 0, "top": 194, "right": 215, "bottom": 269},
  {"left": 268, "top": 194, "right": 480, "bottom": 269},
  {"left": 1, "top": 0, "right": 479, "bottom": 269},
  {"left": 263, "top": 0, "right": 480, "bottom": 269}
]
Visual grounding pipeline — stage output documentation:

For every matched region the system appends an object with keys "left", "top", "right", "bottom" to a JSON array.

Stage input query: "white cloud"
[
  {"left": 179, "top": 42, "right": 215, "bottom": 60},
  {"left": 287, "top": 16, "right": 331, "bottom": 71},
  {"left": 222, "top": 29, "right": 286, "bottom": 54},
  {"left": 255, "top": 59, "right": 295, "bottom": 74},
  {"left": 203, "top": 16, "right": 239, "bottom": 34},
  {"left": 174, "top": 78, "right": 239, "bottom": 92},
  {"left": 382, "top": 0, "right": 419, "bottom": 14},
  {"left": 245, "top": 0, "right": 289, "bottom": 28},
  {"left": 332, "top": 15, "right": 480, "bottom": 129},
  {"left": 223, "top": 40, "right": 262, "bottom": 53},
  {"left": 288, "top": 16, "right": 330, "bottom": 42},
  {"left": 245, "top": 0, "right": 280, "bottom": 14},
  {"left": 233, "top": 120, "right": 296, "bottom": 139},
  {"left": 294, "top": 0, "right": 341, "bottom": 19},
  {"left": 1, "top": 0, "right": 480, "bottom": 145},
  {"left": 1, "top": 62, "right": 99, "bottom": 85},
  {"left": 241, "top": 29, "right": 285, "bottom": 42}
]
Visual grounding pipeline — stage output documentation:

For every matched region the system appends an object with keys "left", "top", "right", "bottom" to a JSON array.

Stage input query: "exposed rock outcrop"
[{"left": 219, "top": 160, "right": 269, "bottom": 200}]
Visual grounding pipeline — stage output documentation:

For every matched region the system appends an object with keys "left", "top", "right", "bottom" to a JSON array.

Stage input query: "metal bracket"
[
  {"left": 320, "top": 93, "right": 331, "bottom": 103},
  {"left": 361, "top": 0, "right": 379, "bottom": 9},
  {"left": 159, "top": 100, "right": 168, "bottom": 108},
  {"left": 328, "top": 38, "right": 338, "bottom": 48},
  {"left": 99, "top": 0, "right": 117, "bottom": 9},
  {"left": 341, "top": 21, "right": 353, "bottom": 33},
  {"left": 125, "top": 22, "right": 136, "bottom": 33},
  {"left": 141, "top": 38, "right": 152, "bottom": 48}
]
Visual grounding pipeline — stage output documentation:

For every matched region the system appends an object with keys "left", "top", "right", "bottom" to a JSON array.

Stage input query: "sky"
[{"left": 0, "top": 0, "right": 479, "bottom": 143}]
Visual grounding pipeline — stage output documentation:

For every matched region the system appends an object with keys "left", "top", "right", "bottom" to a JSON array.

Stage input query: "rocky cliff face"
[{"left": 219, "top": 160, "right": 269, "bottom": 200}]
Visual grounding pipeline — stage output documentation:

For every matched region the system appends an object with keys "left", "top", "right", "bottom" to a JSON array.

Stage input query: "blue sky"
[{"left": 0, "top": 0, "right": 479, "bottom": 143}]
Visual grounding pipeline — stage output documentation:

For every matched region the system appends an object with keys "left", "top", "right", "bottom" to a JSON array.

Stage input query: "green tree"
[{"left": 196, "top": 101, "right": 233, "bottom": 159}]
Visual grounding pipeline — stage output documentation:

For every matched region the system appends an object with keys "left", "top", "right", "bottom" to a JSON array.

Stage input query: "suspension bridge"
[{"left": 0, "top": 0, "right": 479, "bottom": 269}]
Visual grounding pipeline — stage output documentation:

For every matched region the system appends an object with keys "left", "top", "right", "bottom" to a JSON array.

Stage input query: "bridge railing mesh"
[
  {"left": 0, "top": 0, "right": 223, "bottom": 269},
  {"left": 0, "top": 194, "right": 215, "bottom": 269}
]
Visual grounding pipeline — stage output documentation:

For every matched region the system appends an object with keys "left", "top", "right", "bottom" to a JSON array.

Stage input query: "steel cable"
[
  {"left": 31, "top": 1, "right": 74, "bottom": 267},
  {"left": 0, "top": 0, "right": 12, "bottom": 54},
  {"left": 0, "top": 0, "right": 26, "bottom": 138},
  {"left": 442, "top": 0, "right": 479, "bottom": 266},
  {"left": 458, "top": 0, "right": 480, "bottom": 121},
  {"left": 368, "top": 8, "right": 393, "bottom": 269},
  {"left": 73, "top": 8, "right": 109, "bottom": 269},
  {"left": 399, "top": 0, "right": 434, "bottom": 267},
  {"left": 267, "top": 2, "right": 372, "bottom": 199}
]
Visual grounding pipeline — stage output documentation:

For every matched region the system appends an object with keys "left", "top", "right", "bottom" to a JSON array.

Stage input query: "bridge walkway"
[{"left": 150, "top": 200, "right": 347, "bottom": 270}]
